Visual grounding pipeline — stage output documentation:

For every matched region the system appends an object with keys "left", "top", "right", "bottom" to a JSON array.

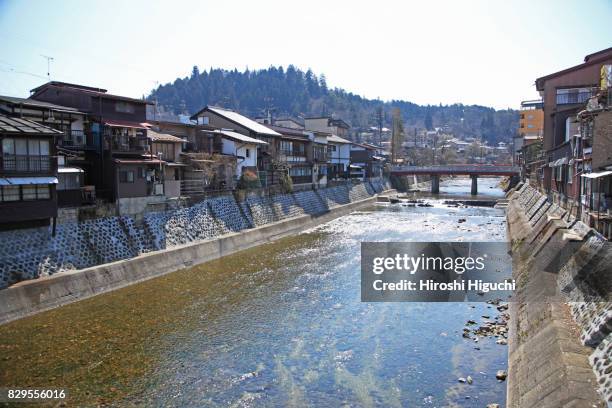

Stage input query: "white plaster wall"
[{"left": 222, "top": 138, "right": 258, "bottom": 176}]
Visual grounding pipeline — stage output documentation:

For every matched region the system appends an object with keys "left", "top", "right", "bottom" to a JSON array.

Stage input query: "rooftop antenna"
[{"left": 41, "top": 55, "right": 54, "bottom": 81}]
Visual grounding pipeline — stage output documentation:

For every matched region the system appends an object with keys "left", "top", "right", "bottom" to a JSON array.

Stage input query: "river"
[{"left": 0, "top": 177, "right": 508, "bottom": 407}]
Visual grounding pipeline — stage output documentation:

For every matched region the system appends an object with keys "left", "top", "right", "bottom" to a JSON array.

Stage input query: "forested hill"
[{"left": 149, "top": 66, "right": 518, "bottom": 144}]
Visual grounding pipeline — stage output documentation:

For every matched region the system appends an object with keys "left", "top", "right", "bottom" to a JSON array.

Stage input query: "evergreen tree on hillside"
[
  {"left": 149, "top": 66, "right": 518, "bottom": 144},
  {"left": 424, "top": 109, "right": 433, "bottom": 130}
]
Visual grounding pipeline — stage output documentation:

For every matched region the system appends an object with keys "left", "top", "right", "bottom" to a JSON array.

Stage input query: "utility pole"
[
  {"left": 152, "top": 80, "right": 160, "bottom": 121},
  {"left": 432, "top": 132, "right": 437, "bottom": 165},
  {"left": 376, "top": 105, "right": 383, "bottom": 147},
  {"left": 391, "top": 108, "right": 404, "bottom": 164},
  {"left": 263, "top": 96, "right": 274, "bottom": 124},
  {"left": 41, "top": 55, "right": 54, "bottom": 81}
]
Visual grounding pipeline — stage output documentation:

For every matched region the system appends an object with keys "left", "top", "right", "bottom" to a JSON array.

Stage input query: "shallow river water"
[{"left": 0, "top": 177, "right": 509, "bottom": 407}]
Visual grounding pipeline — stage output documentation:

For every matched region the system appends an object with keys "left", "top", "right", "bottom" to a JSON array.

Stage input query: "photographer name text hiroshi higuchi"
[{"left": 361, "top": 242, "right": 515, "bottom": 302}]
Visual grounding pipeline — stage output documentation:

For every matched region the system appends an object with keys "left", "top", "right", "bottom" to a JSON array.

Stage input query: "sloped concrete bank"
[
  {"left": 506, "top": 183, "right": 611, "bottom": 408},
  {"left": 0, "top": 187, "right": 394, "bottom": 325}
]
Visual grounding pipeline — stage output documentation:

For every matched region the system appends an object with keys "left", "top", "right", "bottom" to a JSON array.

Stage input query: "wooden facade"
[{"left": 0, "top": 115, "right": 61, "bottom": 229}]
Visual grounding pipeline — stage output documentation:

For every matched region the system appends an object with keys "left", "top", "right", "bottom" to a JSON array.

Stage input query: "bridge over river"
[{"left": 390, "top": 165, "right": 520, "bottom": 194}]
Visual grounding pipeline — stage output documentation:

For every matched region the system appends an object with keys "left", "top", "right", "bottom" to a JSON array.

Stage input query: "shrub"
[
  {"left": 279, "top": 171, "right": 293, "bottom": 193},
  {"left": 237, "top": 170, "right": 261, "bottom": 190}
]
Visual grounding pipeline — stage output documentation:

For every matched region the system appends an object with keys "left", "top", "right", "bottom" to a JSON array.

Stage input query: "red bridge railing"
[{"left": 390, "top": 164, "right": 520, "bottom": 176}]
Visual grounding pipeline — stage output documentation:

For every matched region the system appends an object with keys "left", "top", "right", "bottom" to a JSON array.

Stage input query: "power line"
[{"left": 0, "top": 67, "right": 48, "bottom": 80}]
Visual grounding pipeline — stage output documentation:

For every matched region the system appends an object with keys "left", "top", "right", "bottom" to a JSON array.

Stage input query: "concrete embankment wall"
[
  {"left": 0, "top": 179, "right": 393, "bottom": 324},
  {"left": 506, "top": 183, "right": 611, "bottom": 407}
]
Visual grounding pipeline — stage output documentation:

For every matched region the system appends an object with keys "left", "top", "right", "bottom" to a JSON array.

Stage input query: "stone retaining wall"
[
  {"left": 0, "top": 185, "right": 393, "bottom": 325},
  {"left": 0, "top": 179, "right": 389, "bottom": 290},
  {"left": 506, "top": 182, "right": 611, "bottom": 407}
]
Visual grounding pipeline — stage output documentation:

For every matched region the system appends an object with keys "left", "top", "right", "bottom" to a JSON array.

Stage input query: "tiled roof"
[
  {"left": 147, "top": 129, "right": 186, "bottom": 143},
  {"left": 327, "top": 135, "right": 352, "bottom": 144},
  {"left": 0, "top": 95, "right": 82, "bottom": 112},
  {"left": 265, "top": 124, "right": 309, "bottom": 139},
  {"left": 213, "top": 129, "right": 268, "bottom": 145},
  {"left": 192, "top": 106, "right": 281, "bottom": 137},
  {"left": 30, "top": 82, "right": 151, "bottom": 105},
  {"left": 0, "top": 114, "right": 63, "bottom": 135}
]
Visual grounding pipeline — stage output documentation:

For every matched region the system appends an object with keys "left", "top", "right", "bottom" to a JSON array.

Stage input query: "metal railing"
[
  {"left": 110, "top": 141, "right": 148, "bottom": 152},
  {"left": 280, "top": 149, "right": 306, "bottom": 156},
  {"left": 60, "top": 130, "right": 86, "bottom": 147},
  {"left": 390, "top": 164, "right": 520, "bottom": 175},
  {"left": 1, "top": 154, "right": 53, "bottom": 173},
  {"left": 556, "top": 88, "right": 597, "bottom": 105}
]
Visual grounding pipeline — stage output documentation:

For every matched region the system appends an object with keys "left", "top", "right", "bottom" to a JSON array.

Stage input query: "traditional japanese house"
[{"left": 0, "top": 115, "right": 61, "bottom": 230}]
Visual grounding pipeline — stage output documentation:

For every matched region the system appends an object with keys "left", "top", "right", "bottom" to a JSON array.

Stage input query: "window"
[
  {"left": 314, "top": 145, "right": 326, "bottom": 160},
  {"left": 22, "top": 185, "right": 37, "bottom": 200},
  {"left": 280, "top": 140, "right": 292, "bottom": 153},
  {"left": 289, "top": 167, "right": 312, "bottom": 176},
  {"left": 565, "top": 117, "right": 579, "bottom": 143},
  {"left": 15, "top": 139, "right": 27, "bottom": 155},
  {"left": 115, "top": 101, "right": 135, "bottom": 113},
  {"left": 245, "top": 148, "right": 250, "bottom": 158},
  {"left": 567, "top": 166, "right": 573, "bottom": 184},
  {"left": 0, "top": 184, "right": 50, "bottom": 201},
  {"left": 119, "top": 171, "right": 135, "bottom": 183},
  {"left": 2, "top": 138, "right": 50, "bottom": 171},
  {"left": 556, "top": 87, "right": 596, "bottom": 105},
  {"left": 2, "top": 138, "right": 14, "bottom": 155},
  {"left": 58, "top": 173, "right": 81, "bottom": 190},
  {"left": 1, "top": 185, "right": 20, "bottom": 201},
  {"left": 294, "top": 143, "right": 305, "bottom": 155},
  {"left": 152, "top": 142, "right": 175, "bottom": 161},
  {"left": 37, "top": 185, "right": 50, "bottom": 199},
  {"left": 555, "top": 166, "right": 563, "bottom": 182}
]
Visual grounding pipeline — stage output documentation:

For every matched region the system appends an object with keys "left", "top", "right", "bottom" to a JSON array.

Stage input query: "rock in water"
[
  {"left": 486, "top": 404, "right": 500, "bottom": 408},
  {"left": 458, "top": 377, "right": 467, "bottom": 383},
  {"left": 466, "top": 375, "right": 473, "bottom": 384},
  {"left": 496, "top": 370, "right": 507, "bottom": 381}
]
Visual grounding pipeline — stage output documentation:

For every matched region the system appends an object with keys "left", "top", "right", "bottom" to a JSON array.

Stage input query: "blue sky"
[{"left": 0, "top": 0, "right": 610, "bottom": 110}]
